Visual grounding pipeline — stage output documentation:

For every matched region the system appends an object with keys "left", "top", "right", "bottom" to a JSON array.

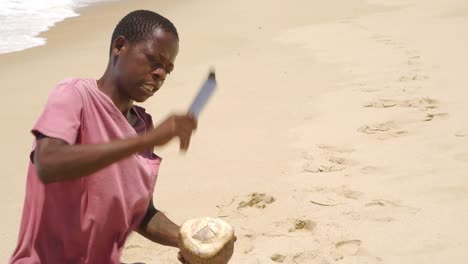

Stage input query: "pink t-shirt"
[{"left": 10, "top": 78, "right": 162, "bottom": 264}]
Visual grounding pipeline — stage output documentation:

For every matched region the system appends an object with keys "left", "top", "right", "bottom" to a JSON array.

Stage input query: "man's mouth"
[{"left": 142, "top": 83, "right": 158, "bottom": 93}]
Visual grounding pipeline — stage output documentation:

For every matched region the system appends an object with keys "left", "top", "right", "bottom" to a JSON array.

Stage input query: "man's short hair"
[{"left": 109, "top": 10, "right": 178, "bottom": 56}]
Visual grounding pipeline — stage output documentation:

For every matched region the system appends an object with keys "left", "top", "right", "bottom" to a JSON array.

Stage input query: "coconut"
[{"left": 179, "top": 217, "right": 235, "bottom": 264}]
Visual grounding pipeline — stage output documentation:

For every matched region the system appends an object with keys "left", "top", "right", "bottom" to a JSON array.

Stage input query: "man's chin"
[
  {"left": 133, "top": 97, "right": 149, "bottom": 103},
  {"left": 133, "top": 93, "right": 154, "bottom": 103}
]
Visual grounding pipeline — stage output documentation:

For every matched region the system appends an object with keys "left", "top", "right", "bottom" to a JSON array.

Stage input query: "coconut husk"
[{"left": 179, "top": 217, "right": 235, "bottom": 264}]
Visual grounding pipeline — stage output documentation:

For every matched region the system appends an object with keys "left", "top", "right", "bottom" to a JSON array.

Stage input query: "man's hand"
[
  {"left": 177, "top": 252, "right": 188, "bottom": 264},
  {"left": 149, "top": 114, "right": 197, "bottom": 151}
]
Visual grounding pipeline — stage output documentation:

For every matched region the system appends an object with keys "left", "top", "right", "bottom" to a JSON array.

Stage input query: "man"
[{"left": 11, "top": 10, "right": 198, "bottom": 263}]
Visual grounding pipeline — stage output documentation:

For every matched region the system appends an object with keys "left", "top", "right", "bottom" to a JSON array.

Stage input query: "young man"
[{"left": 11, "top": 10, "right": 196, "bottom": 263}]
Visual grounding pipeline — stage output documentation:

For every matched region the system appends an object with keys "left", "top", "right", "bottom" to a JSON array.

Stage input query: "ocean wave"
[{"left": 0, "top": 0, "right": 114, "bottom": 54}]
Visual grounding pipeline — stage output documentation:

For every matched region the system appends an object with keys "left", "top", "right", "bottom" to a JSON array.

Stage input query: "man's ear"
[{"left": 112, "top": 35, "right": 128, "bottom": 57}]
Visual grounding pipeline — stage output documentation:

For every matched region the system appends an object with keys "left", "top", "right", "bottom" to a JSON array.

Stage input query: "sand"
[{"left": 1, "top": 0, "right": 468, "bottom": 263}]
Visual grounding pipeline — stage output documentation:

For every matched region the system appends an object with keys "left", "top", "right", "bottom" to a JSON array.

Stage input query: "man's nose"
[{"left": 152, "top": 67, "right": 167, "bottom": 81}]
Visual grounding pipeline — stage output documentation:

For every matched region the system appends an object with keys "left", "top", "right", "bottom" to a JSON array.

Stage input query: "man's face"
[{"left": 113, "top": 28, "right": 179, "bottom": 102}]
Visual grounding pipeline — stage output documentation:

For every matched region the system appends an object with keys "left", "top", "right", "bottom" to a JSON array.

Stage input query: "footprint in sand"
[
  {"left": 237, "top": 193, "right": 276, "bottom": 210},
  {"left": 371, "top": 34, "right": 395, "bottom": 45},
  {"left": 364, "top": 199, "right": 414, "bottom": 210},
  {"left": 408, "top": 55, "right": 421, "bottom": 65},
  {"left": 363, "top": 99, "right": 398, "bottom": 108},
  {"left": 423, "top": 112, "right": 449, "bottom": 122},
  {"left": 363, "top": 199, "right": 419, "bottom": 221},
  {"left": 363, "top": 97, "right": 438, "bottom": 111},
  {"left": 361, "top": 87, "right": 382, "bottom": 92},
  {"left": 340, "top": 188, "right": 363, "bottom": 200},
  {"left": 407, "top": 97, "right": 438, "bottom": 110},
  {"left": 303, "top": 163, "right": 345, "bottom": 173},
  {"left": 364, "top": 97, "right": 448, "bottom": 122},
  {"left": 365, "top": 200, "right": 395, "bottom": 207},
  {"left": 291, "top": 251, "right": 319, "bottom": 263},
  {"left": 335, "top": 240, "right": 362, "bottom": 257},
  {"left": 288, "top": 219, "right": 317, "bottom": 233},
  {"left": 217, "top": 193, "right": 276, "bottom": 219},
  {"left": 371, "top": 33, "right": 410, "bottom": 51},
  {"left": 242, "top": 244, "right": 255, "bottom": 255},
  {"left": 398, "top": 73, "right": 429, "bottom": 82},
  {"left": 305, "top": 186, "right": 362, "bottom": 207},
  {"left": 333, "top": 239, "right": 383, "bottom": 262},
  {"left": 271, "top": 251, "right": 319, "bottom": 263},
  {"left": 271, "top": 254, "right": 286, "bottom": 263},
  {"left": 360, "top": 165, "right": 380, "bottom": 175},
  {"left": 301, "top": 145, "right": 355, "bottom": 173},
  {"left": 381, "top": 39, "right": 394, "bottom": 45},
  {"left": 455, "top": 127, "right": 468, "bottom": 137},
  {"left": 317, "top": 144, "right": 354, "bottom": 153},
  {"left": 350, "top": 81, "right": 382, "bottom": 92},
  {"left": 216, "top": 196, "right": 243, "bottom": 219},
  {"left": 371, "top": 33, "right": 385, "bottom": 40},
  {"left": 373, "top": 216, "right": 394, "bottom": 222},
  {"left": 270, "top": 217, "right": 317, "bottom": 235},
  {"left": 358, "top": 121, "right": 407, "bottom": 139}
]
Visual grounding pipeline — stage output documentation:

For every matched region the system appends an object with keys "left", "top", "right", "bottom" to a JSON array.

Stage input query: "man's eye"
[{"left": 151, "top": 62, "right": 163, "bottom": 68}]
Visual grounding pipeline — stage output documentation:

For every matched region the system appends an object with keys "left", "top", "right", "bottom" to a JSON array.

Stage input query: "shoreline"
[
  {"left": 1, "top": 0, "right": 468, "bottom": 263},
  {"left": 0, "top": 0, "right": 120, "bottom": 56}
]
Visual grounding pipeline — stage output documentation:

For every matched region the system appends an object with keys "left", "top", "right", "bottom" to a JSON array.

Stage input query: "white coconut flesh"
[{"left": 179, "top": 217, "right": 234, "bottom": 258}]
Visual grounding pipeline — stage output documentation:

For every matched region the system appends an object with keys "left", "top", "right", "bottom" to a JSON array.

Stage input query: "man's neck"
[{"left": 97, "top": 74, "right": 134, "bottom": 117}]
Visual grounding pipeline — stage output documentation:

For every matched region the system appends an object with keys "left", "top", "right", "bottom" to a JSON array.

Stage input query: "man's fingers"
[
  {"left": 179, "top": 137, "right": 186, "bottom": 151},
  {"left": 173, "top": 114, "right": 197, "bottom": 151},
  {"left": 177, "top": 252, "right": 187, "bottom": 264},
  {"left": 189, "top": 115, "right": 198, "bottom": 130},
  {"left": 179, "top": 138, "right": 187, "bottom": 151},
  {"left": 181, "top": 119, "right": 197, "bottom": 132},
  {"left": 183, "top": 114, "right": 198, "bottom": 130},
  {"left": 185, "top": 134, "right": 191, "bottom": 150},
  {"left": 179, "top": 134, "right": 191, "bottom": 151},
  {"left": 175, "top": 121, "right": 196, "bottom": 140}
]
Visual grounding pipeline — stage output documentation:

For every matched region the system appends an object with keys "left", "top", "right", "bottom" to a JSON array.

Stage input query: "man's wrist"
[{"left": 170, "top": 226, "right": 181, "bottom": 248}]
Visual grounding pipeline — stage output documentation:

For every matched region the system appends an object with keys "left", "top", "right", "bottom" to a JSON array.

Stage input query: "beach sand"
[{"left": 1, "top": 0, "right": 468, "bottom": 263}]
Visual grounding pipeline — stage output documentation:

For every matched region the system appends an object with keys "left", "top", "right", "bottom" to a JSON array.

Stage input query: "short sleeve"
[{"left": 32, "top": 80, "right": 83, "bottom": 145}]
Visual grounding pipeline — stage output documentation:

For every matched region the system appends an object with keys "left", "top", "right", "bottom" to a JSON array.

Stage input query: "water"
[{"left": 0, "top": 0, "right": 115, "bottom": 54}]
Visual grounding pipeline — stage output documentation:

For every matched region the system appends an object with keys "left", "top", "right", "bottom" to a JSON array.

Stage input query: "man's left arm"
[{"left": 137, "top": 199, "right": 180, "bottom": 248}]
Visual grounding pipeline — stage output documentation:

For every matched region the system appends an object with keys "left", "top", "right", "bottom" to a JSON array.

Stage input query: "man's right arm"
[{"left": 34, "top": 114, "right": 197, "bottom": 184}]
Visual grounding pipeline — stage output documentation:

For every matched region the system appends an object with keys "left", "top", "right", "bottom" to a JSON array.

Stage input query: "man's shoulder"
[
  {"left": 56, "top": 77, "right": 95, "bottom": 89},
  {"left": 50, "top": 78, "right": 97, "bottom": 100},
  {"left": 43, "top": 78, "right": 98, "bottom": 106}
]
